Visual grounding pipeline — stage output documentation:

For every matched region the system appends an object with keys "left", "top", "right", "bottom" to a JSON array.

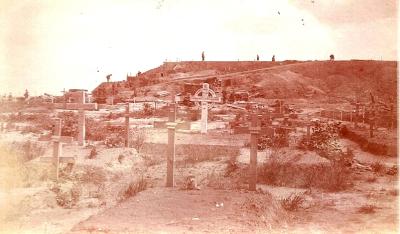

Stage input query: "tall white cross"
[
  {"left": 190, "top": 83, "right": 221, "bottom": 134},
  {"left": 65, "top": 91, "right": 97, "bottom": 146}
]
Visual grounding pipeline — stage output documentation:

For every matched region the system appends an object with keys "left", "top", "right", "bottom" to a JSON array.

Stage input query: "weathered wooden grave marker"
[
  {"left": 190, "top": 83, "right": 221, "bottom": 134},
  {"left": 166, "top": 103, "right": 178, "bottom": 187},
  {"left": 65, "top": 91, "right": 97, "bottom": 146},
  {"left": 125, "top": 102, "right": 130, "bottom": 147},
  {"left": 40, "top": 118, "right": 74, "bottom": 181},
  {"left": 234, "top": 112, "right": 275, "bottom": 191}
]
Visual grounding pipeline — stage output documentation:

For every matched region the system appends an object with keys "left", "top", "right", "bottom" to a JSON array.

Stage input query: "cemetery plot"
[{"left": 1, "top": 62, "right": 398, "bottom": 233}]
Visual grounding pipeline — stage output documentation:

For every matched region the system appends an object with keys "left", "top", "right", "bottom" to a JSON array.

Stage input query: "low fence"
[{"left": 320, "top": 110, "right": 396, "bottom": 129}]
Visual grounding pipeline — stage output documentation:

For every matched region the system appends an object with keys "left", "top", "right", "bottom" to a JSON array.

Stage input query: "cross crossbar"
[
  {"left": 51, "top": 135, "right": 74, "bottom": 143},
  {"left": 189, "top": 96, "right": 221, "bottom": 103},
  {"left": 40, "top": 156, "right": 75, "bottom": 163},
  {"left": 233, "top": 126, "right": 274, "bottom": 136},
  {"left": 65, "top": 102, "right": 97, "bottom": 110}
]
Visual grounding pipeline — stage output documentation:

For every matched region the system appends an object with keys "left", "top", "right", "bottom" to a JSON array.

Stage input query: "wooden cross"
[
  {"left": 233, "top": 113, "right": 275, "bottom": 191},
  {"left": 190, "top": 83, "right": 221, "bottom": 134},
  {"left": 65, "top": 91, "right": 97, "bottom": 146},
  {"left": 40, "top": 118, "right": 74, "bottom": 181},
  {"left": 166, "top": 103, "right": 178, "bottom": 187}
]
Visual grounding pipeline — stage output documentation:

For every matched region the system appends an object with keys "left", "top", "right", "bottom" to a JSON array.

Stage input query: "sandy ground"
[{"left": 0, "top": 116, "right": 398, "bottom": 234}]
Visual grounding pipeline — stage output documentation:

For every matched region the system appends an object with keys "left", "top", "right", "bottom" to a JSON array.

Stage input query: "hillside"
[{"left": 93, "top": 60, "right": 397, "bottom": 105}]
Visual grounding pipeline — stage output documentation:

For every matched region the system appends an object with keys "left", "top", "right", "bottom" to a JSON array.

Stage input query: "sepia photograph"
[{"left": 0, "top": 0, "right": 398, "bottom": 233}]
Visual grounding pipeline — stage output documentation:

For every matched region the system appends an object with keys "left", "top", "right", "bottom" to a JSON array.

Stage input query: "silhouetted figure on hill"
[
  {"left": 24, "top": 89, "right": 29, "bottom": 100},
  {"left": 272, "top": 55, "right": 275, "bottom": 62},
  {"left": 106, "top": 74, "right": 112, "bottom": 82},
  {"left": 256, "top": 54, "right": 259, "bottom": 61},
  {"left": 330, "top": 54, "right": 335, "bottom": 61},
  {"left": 201, "top": 51, "right": 205, "bottom": 61}
]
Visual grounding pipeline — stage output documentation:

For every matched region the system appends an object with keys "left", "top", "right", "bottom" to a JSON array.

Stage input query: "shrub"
[
  {"left": 225, "top": 157, "right": 239, "bottom": 177},
  {"left": 358, "top": 204, "right": 377, "bottom": 214},
  {"left": 129, "top": 128, "right": 147, "bottom": 153},
  {"left": 258, "top": 160, "right": 352, "bottom": 192},
  {"left": 142, "top": 103, "right": 154, "bottom": 117},
  {"left": 371, "top": 161, "right": 384, "bottom": 173},
  {"left": 86, "top": 118, "right": 108, "bottom": 141},
  {"left": 258, "top": 129, "right": 289, "bottom": 150},
  {"left": 297, "top": 122, "right": 342, "bottom": 159},
  {"left": 142, "top": 154, "right": 163, "bottom": 167},
  {"left": 386, "top": 165, "right": 398, "bottom": 176},
  {"left": 79, "top": 165, "right": 107, "bottom": 185},
  {"left": 104, "top": 135, "right": 125, "bottom": 148},
  {"left": 280, "top": 193, "right": 305, "bottom": 211},
  {"left": 240, "top": 195, "right": 273, "bottom": 216},
  {"left": 54, "top": 183, "right": 82, "bottom": 209},
  {"left": 181, "top": 175, "right": 201, "bottom": 190},
  {"left": 340, "top": 126, "right": 393, "bottom": 156},
  {"left": 58, "top": 111, "right": 78, "bottom": 137},
  {"left": 118, "top": 177, "right": 148, "bottom": 202},
  {"left": 178, "top": 145, "right": 240, "bottom": 166}
]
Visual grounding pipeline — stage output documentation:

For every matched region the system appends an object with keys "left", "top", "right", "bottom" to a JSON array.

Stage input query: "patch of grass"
[
  {"left": 181, "top": 175, "right": 201, "bottom": 190},
  {"left": 142, "top": 154, "right": 163, "bottom": 167},
  {"left": 118, "top": 177, "right": 148, "bottom": 202},
  {"left": 53, "top": 183, "right": 82, "bottom": 209},
  {"left": 240, "top": 194, "right": 273, "bottom": 216},
  {"left": 371, "top": 161, "right": 385, "bottom": 174},
  {"left": 358, "top": 204, "right": 377, "bottom": 214},
  {"left": 386, "top": 165, "right": 397, "bottom": 176},
  {"left": 178, "top": 144, "right": 240, "bottom": 167},
  {"left": 78, "top": 165, "right": 107, "bottom": 185},
  {"left": 225, "top": 157, "right": 239, "bottom": 177},
  {"left": 129, "top": 128, "right": 147, "bottom": 153},
  {"left": 258, "top": 160, "right": 352, "bottom": 192},
  {"left": 280, "top": 193, "right": 305, "bottom": 211}
]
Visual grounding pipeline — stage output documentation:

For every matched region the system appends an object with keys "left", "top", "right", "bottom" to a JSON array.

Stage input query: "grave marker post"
[
  {"left": 249, "top": 113, "right": 259, "bottom": 191},
  {"left": 125, "top": 103, "right": 130, "bottom": 147},
  {"left": 40, "top": 118, "right": 74, "bottom": 181},
  {"left": 166, "top": 103, "right": 177, "bottom": 187},
  {"left": 233, "top": 112, "right": 275, "bottom": 191}
]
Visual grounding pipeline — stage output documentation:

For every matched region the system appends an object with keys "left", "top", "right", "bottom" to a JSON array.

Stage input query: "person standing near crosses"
[
  {"left": 256, "top": 54, "right": 259, "bottom": 61},
  {"left": 201, "top": 51, "right": 205, "bottom": 61},
  {"left": 272, "top": 55, "right": 275, "bottom": 62}
]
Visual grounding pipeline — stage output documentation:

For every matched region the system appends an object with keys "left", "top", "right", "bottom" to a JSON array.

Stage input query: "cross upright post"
[
  {"left": 125, "top": 103, "right": 130, "bottom": 147},
  {"left": 200, "top": 83, "right": 209, "bottom": 133},
  {"left": 166, "top": 103, "right": 177, "bottom": 187},
  {"left": 249, "top": 113, "right": 259, "bottom": 191},
  {"left": 233, "top": 112, "right": 274, "bottom": 191}
]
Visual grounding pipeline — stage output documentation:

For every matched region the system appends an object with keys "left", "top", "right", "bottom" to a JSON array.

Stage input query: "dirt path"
[{"left": 70, "top": 188, "right": 286, "bottom": 234}]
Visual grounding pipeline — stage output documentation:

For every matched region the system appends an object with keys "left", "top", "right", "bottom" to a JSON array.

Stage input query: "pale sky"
[{"left": 0, "top": 0, "right": 398, "bottom": 96}]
